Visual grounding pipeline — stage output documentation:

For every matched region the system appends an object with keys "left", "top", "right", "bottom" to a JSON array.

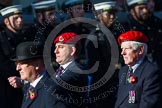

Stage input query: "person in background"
[
  {"left": 25, "top": 0, "right": 59, "bottom": 43},
  {"left": 147, "top": 0, "right": 155, "bottom": 16},
  {"left": 0, "top": 5, "right": 30, "bottom": 108},
  {"left": 29, "top": 0, "right": 60, "bottom": 69},
  {"left": 115, "top": 30, "right": 161, "bottom": 108},
  {"left": 12, "top": 41, "right": 68, "bottom": 108},
  {"left": 61, "top": 0, "right": 91, "bottom": 34},
  {"left": 94, "top": 1, "right": 125, "bottom": 41},
  {"left": 116, "top": 0, "right": 125, "bottom": 11},
  {"left": 79, "top": 2, "right": 121, "bottom": 107}
]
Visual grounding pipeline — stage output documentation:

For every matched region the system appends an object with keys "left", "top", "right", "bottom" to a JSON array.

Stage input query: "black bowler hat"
[{"left": 11, "top": 41, "right": 44, "bottom": 61}]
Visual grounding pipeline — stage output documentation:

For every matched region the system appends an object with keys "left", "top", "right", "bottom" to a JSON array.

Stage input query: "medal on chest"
[{"left": 128, "top": 90, "right": 135, "bottom": 103}]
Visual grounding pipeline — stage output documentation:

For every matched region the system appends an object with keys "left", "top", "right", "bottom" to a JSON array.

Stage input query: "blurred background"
[{"left": 0, "top": 0, "right": 161, "bottom": 26}]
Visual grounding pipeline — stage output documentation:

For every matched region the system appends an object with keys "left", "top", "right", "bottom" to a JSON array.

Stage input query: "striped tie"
[
  {"left": 56, "top": 66, "right": 64, "bottom": 77},
  {"left": 126, "top": 67, "right": 133, "bottom": 84}
]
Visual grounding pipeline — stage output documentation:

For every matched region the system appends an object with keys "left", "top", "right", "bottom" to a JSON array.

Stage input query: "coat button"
[
  {"left": 12, "top": 47, "right": 15, "bottom": 51},
  {"left": 147, "top": 27, "right": 150, "bottom": 30},
  {"left": 133, "top": 26, "right": 136, "bottom": 29}
]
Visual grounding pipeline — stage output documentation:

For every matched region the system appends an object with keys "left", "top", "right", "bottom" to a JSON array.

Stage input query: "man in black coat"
[
  {"left": 115, "top": 30, "right": 162, "bottom": 108},
  {"left": 25, "top": 0, "right": 59, "bottom": 43},
  {"left": 12, "top": 41, "right": 68, "bottom": 108}
]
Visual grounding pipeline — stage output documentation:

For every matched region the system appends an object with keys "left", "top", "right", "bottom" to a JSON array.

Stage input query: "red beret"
[
  {"left": 54, "top": 32, "right": 80, "bottom": 44},
  {"left": 118, "top": 30, "right": 149, "bottom": 44}
]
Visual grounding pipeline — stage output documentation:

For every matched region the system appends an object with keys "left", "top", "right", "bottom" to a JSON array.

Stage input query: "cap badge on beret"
[
  {"left": 54, "top": 32, "right": 80, "bottom": 44},
  {"left": 59, "top": 36, "right": 64, "bottom": 42}
]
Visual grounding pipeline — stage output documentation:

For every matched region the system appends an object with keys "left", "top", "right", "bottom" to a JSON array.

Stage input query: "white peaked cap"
[
  {"left": 0, "top": 5, "right": 22, "bottom": 17},
  {"left": 65, "top": 0, "right": 84, "bottom": 6},
  {"left": 127, "top": 0, "right": 147, "bottom": 6},
  {"left": 94, "top": 1, "right": 116, "bottom": 11},
  {"left": 31, "top": 0, "right": 56, "bottom": 10}
]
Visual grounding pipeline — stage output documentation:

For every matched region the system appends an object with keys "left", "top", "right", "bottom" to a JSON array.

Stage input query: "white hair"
[{"left": 130, "top": 41, "right": 148, "bottom": 56}]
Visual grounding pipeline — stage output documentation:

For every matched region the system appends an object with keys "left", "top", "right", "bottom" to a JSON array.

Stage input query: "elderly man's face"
[
  {"left": 54, "top": 43, "right": 76, "bottom": 65},
  {"left": 16, "top": 60, "right": 38, "bottom": 83},
  {"left": 121, "top": 41, "right": 142, "bottom": 66}
]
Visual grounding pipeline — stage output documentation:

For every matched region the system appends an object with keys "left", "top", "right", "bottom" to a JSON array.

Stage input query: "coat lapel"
[
  {"left": 21, "top": 73, "right": 49, "bottom": 108},
  {"left": 21, "top": 89, "right": 37, "bottom": 108},
  {"left": 116, "top": 66, "right": 133, "bottom": 106},
  {"left": 116, "top": 60, "right": 147, "bottom": 107}
]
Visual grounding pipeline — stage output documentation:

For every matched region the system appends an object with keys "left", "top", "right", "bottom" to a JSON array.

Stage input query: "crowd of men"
[{"left": 0, "top": 0, "right": 162, "bottom": 108}]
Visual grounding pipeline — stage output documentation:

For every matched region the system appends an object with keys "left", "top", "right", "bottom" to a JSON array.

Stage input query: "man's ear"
[
  {"left": 97, "top": 14, "right": 102, "bottom": 21},
  {"left": 4, "top": 18, "right": 9, "bottom": 25},
  {"left": 71, "top": 46, "right": 76, "bottom": 56},
  {"left": 130, "top": 8, "right": 136, "bottom": 16},
  {"left": 36, "top": 12, "right": 43, "bottom": 24},
  {"left": 139, "top": 46, "right": 144, "bottom": 55}
]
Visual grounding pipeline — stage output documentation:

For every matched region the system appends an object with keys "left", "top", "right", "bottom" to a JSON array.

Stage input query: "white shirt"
[
  {"left": 30, "top": 71, "right": 46, "bottom": 87},
  {"left": 61, "top": 60, "right": 73, "bottom": 74}
]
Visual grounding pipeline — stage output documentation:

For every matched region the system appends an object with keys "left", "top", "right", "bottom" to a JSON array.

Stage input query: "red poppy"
[
  {"left": 29, "top": 90, "right": 36, "bottom": 100},
  {"left": 127, "top": 76, "right": 136, "bottom": 84}
]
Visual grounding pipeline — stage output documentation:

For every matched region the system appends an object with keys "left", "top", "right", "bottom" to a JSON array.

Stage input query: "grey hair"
[{"left": 130, "top": 41, "right": 148, "bottom": 56}]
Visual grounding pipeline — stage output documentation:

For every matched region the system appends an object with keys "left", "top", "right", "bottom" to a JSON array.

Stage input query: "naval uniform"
[{"left": 0, "top": 28, "right": 31, "bottom": 108}]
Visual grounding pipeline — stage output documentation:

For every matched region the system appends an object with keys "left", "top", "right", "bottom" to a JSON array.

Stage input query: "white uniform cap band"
[
  {"left": 94, "top": 2, "right": 116, "bottom": 11},
  {"left": 127, "top": 0, "right": 147, "bottom": 6},
  {"left": 32, "top": 0, "right": 56, "bottom": 10},
  {"left": 65, "top": 0, "right": 83, "bottom": 6},
  {"left": 0, "top": 5, "right": 22, "bottom": 16}
]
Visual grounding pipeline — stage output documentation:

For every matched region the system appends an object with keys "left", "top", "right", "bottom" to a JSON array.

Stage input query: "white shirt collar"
[
  {"left": 60, "top": 60, "right": 73, "bottom": 73},
  {"left": 61, "top": 61, "right": 73, "bottom": 70},
  {"left": 30, "top": 71, "right": 46, "bottom": 87}
]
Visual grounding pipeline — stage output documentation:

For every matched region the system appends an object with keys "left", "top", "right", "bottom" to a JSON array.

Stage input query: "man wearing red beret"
[
  {"left": 54, "top": 32, "right": 90, "bottom": 107},
  {"left": 115, "top": 30, "right": 162, "bottom": 108}
]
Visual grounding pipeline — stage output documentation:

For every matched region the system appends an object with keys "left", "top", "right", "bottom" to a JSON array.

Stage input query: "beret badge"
[{"left": 59, "top": 36, "right": 64, "bottom": 42}]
